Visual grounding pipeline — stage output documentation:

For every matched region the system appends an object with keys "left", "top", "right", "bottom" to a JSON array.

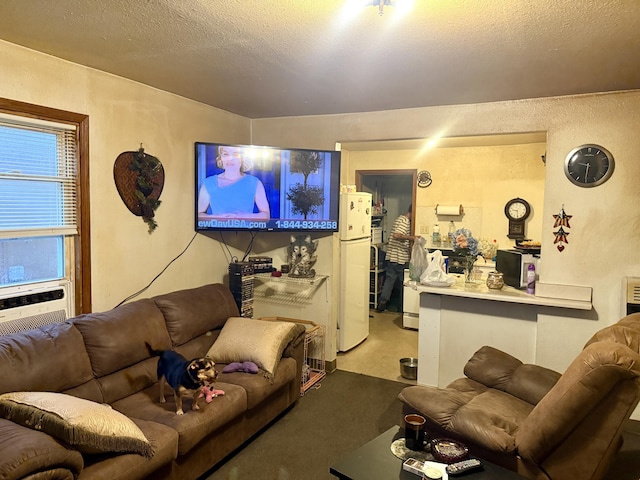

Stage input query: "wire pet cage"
[{"left": 260, "top": 316, "right": 326, "bottom": 395}]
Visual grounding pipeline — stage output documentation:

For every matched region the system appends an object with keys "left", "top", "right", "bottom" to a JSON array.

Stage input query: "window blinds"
[{"left": 0, "top": 114, "right": 78, "bottom": 239}]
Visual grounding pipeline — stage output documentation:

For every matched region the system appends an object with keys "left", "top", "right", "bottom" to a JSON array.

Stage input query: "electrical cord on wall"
[
  {"left": 114, "top": 232, "right": 198, "bottom": 308},
  {"left": 218, "top": 231, "right": 238, "bottom": 263},
  {"left": 218, "top": 230, "right": 259, "bottom": 264},
  {"left": 241, "top": 231, "right": 258, "bottom": 262},
  {"left": 115, "top": 230, "right": 259, "bottom": 309}
]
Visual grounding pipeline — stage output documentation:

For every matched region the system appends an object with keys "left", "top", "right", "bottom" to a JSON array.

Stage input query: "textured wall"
[{"left": 0, "top": 40, "right": 251, "bottom": 312}]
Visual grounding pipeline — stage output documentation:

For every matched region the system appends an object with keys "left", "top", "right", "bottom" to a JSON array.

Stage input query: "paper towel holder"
[{"left": 435, "top": 204, "right": 464, "bottom": 216}]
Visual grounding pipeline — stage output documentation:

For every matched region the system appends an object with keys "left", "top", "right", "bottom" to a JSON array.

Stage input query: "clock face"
[
  {"left": 508, "top": 202, "right": 527, "bottom": 220},
  {"left": 564, "top": 144, "right": 614, "bottom": 187},
  {"left": 504, "top": 198, "right": 531, "bottom": 221}
]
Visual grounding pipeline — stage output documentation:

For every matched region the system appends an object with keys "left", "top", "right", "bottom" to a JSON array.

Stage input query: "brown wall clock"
[{"left": 504, "top": 197, "right": 531, "bottom": 240}]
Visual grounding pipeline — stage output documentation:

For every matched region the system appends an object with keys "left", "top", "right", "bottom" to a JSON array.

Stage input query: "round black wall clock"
[{"left": 564, "top": 144, "right": 614, "bottom": 187}]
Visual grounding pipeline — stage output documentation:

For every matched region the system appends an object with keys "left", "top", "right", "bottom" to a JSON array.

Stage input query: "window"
[
  {"left": 0, "top": 99, "right": 91, "bottom": 315},
  {"left": 0, "top": 116, "right": 76, "bottom": 286}
]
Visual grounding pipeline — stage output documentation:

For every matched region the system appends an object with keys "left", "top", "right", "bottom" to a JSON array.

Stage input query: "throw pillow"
[
  {"left": 0, "top": 391, "right": 153, "bottom": 457},
  {"left": 208, "top": 317, "right": 297, "bottom": 378}
]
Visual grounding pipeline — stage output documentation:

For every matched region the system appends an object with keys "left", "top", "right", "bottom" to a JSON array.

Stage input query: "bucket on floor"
[{"left": 400, "top": 357, "right": 418, "bottom": 380}]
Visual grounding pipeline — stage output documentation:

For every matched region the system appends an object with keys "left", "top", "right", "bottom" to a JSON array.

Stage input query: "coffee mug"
[{"left": 404, "top": 413, "right": 426, "bottom": 451}]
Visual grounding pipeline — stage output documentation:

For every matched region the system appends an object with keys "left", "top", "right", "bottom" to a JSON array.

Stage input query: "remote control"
[
  {"left": 402, "top": 458, "right": 425, "bottom": 476},
  {"left": 445, "top": 458, "right": 483, "bottom": 475}
]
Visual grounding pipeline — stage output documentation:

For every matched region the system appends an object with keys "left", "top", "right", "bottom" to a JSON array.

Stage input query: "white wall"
[
  {"left": 0, "top": 40, "right": 251, "bottom": 312},
  {"left": 252, "top": 91, "right": 640, "bottom": 372}
]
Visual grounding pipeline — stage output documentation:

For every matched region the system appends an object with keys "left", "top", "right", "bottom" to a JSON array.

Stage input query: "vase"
[
  {"left": 464, "top": 269, "right": 472, "bottom": 283},
  {"left": 486, "top": 271, "right": 504, "bottom": 290},
  {"left": 464, "top": 264, "right": 475, "bottom": 283}
]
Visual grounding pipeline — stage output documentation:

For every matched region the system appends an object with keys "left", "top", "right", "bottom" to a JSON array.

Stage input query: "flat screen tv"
[{"left": 195, "top": 142, "right": 341, "bottom": 232}]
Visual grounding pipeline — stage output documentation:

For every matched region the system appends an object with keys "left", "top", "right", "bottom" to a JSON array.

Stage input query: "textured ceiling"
[{"left": 1, "top": 0, "right": 639, "bottom": 119}]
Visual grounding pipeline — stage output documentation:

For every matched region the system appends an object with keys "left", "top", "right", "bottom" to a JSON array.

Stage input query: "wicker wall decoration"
[{"left": 114, "top": 145, "right": 164, "bottom": 233}]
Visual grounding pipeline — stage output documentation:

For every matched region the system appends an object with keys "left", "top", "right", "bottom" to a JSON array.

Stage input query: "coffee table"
[{"left": 330, "top": 425, "right": 525, "bottom": 479}]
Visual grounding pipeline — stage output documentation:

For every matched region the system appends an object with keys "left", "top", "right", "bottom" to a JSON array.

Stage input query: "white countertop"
[{"left": 405, "top": 277, "right": 592, "bottom": 310}]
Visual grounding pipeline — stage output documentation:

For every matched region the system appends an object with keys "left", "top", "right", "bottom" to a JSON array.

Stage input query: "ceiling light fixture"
[
  {"left": 370, "top": 0, "right": 393, "bottom": 15},
  {"left": 366, "top": 0, "right": 413, "bottom": 16}
]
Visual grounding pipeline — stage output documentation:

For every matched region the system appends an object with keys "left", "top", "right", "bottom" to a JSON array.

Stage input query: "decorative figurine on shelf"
[{"left": 287, "top": 234, "right": 318, "bottom": 278}]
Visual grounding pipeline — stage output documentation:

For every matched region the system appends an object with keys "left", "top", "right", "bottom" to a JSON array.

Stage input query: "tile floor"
[{"left": 336, "top": 309, "right": 418, "bottom": 385}]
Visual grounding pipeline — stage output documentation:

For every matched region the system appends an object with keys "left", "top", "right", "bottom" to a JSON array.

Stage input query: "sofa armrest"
[
  {"left": 282, "top": 324, "right": 306, "bottom": 358},
  {"left": 463, "top": 346, "right": 561, "bottom": 405},
  {"left": 0, "top": 419, "right": 83, "bottom": 480}
]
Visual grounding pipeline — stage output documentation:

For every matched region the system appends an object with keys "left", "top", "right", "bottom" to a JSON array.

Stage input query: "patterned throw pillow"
[{"left": 0, "top": 391, "right": 153, "bottom": 457}]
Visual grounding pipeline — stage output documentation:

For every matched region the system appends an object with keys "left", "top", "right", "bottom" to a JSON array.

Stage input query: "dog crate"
[{"left": 259, "top": 316, "right": 326, "bottom": 395}]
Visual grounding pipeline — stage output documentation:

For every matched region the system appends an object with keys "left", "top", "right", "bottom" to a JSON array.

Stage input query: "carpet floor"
[
  {"left": 201, "top": 369, "right": 640, "bottom": 480},
  {"left": 201, "top": 369, "right": 407, "bottom": 480}
]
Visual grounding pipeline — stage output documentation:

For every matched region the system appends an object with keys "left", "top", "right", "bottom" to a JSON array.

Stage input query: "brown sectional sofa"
[{"left": 0, "top": 283, "right": 306, "bottom": 480}]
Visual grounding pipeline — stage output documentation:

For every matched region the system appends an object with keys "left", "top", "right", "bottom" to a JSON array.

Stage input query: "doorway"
[
  {"left": 356, "top": 169, "right": 416, "bottom": 312},
  {"left": 356, "top": 169, "right": 417, "bottom": 240}
]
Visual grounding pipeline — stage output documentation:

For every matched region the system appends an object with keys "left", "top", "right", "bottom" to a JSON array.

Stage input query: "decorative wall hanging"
[
  {"left": 552, "top": 205, "right": 572, "bottom": 252},
  {"left": 114, "top": 145, "right": 164, "bottom": 233}
]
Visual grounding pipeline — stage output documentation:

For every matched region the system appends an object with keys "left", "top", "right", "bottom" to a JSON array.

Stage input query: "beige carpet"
[{"left": 336, "top": 310, "right": 418, "bottom": 385}]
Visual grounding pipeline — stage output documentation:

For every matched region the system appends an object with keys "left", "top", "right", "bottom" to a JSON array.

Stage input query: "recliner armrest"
[{"left": 463, "top": 346, "right": 561, "bottom": 405}]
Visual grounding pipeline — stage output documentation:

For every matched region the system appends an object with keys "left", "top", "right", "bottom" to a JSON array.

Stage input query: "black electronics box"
[{"left": 248, "top": 256, "right": 273, "bottom": 274}]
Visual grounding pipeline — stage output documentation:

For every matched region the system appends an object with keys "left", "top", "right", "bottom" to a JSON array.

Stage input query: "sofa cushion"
[
  {"left": 0, "top": 392, "right": 153, "bottom": 458},
  {"left": 0, "top": 322, "right": 94, "bottom": 395},
  {"left": 0, "top": 418, "right": 84, "bottom": 480},
  {"left": 79, "top": 418, "right": 179, "bottom": 480},
  {"left": 464, "top": 346, "right": 561, "bottom": 405},
  {"left": 154, "top": 284, "right": 240, "bottom": 346},
  {"left": 399, "top": 380, "right": 533, "bottom": 453},
  {"left": 218, "top": 356, "right": 297, "bottom": 409},
  {"left": 73, "top": 298, "right": 171, "bottom": 378},
  {"left": 208, "top": 317, "right": 297, "bottom": 378},
  {"left": 111, "top": 382, "right": 247, "bottom": 456},
  {"left": 584, "top": 323, "right": 640, "bottom": 351}
]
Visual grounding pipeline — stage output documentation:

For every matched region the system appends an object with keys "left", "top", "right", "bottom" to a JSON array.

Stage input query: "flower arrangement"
[
  {"left": 452, "top": 228, "right": 480, "bottom": 282},
  {"left": 477, "top": 238, "right": 499, "bottom": 261}
]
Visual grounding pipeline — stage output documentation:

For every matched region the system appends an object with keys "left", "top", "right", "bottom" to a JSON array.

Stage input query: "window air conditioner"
[{"left": 0, "top": 281, "right": 73, "bottom": 335}]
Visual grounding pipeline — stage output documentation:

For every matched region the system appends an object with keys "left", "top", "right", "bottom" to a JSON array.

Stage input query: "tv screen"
[{"left": 195, "top": 142, "right": 341, "bottom": 232}]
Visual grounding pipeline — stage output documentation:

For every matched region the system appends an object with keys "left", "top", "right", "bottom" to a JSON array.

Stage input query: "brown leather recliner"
[{"left": 399, "top": 313, "right": 640, "bottom": 480}]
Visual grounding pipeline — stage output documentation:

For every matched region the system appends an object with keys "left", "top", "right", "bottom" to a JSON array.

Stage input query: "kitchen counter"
[
  {"left": 406, "top": 277, "right": 592, "bottom": 310},
  {"left": 412, "top": 276, "right": 592, "bottom": 388}
]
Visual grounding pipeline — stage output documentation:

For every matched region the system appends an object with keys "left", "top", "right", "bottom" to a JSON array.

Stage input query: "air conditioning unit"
[{"left": 0, "top": 281, "right": 73, "bottom": 335}]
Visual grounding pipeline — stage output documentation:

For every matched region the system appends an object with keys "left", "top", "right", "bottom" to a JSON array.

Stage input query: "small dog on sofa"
[{"left": 147, "top": 344, "right": 218, "bottom": 415}]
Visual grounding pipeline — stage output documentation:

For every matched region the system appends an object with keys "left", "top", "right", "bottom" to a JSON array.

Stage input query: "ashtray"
[{"left": 430, "top": 438, "right": 469, "bottom": 464}]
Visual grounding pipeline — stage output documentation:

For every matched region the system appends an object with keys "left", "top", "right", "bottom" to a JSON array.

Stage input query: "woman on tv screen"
[{"left": 197, "top": 145, "right": 270, "bottom": 220}]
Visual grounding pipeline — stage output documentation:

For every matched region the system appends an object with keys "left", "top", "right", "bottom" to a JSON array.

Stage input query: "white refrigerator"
[{"left": 337, "top": 191, "right": 372, "bottom": 352}]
